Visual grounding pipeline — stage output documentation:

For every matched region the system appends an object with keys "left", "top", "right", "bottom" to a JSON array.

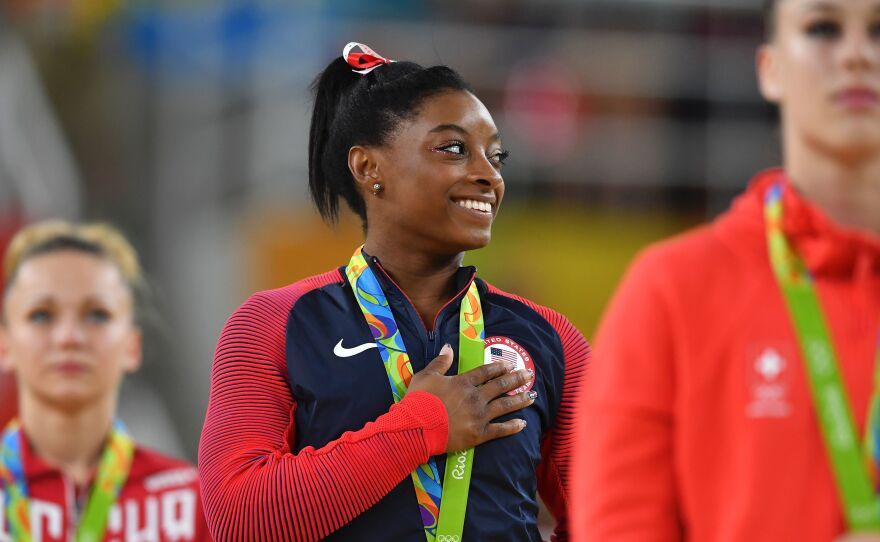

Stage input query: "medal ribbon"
[
  {"left": 346, "top": 246, "right": 484, "bottom": 542},
  {"left": 765, "top": 182, "right": 880, "bottom": 529},
  {"left": 1, "top": 419, "right": 135, "bottom": 542}
]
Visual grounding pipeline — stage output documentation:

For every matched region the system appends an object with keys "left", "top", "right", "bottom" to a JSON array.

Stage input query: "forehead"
[
  {"left": 780, "top": 0, "right": 880, "bottom": 13},
  {"left": 9, "top": 250, "right": 128, "bottom": 301},
  {"left": 401, "top": 90, "right": 498, "bottom": 137}
]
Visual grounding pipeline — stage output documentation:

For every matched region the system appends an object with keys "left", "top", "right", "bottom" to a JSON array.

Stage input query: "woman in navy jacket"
[{"left": 198, "top": 42, "right": 589, "bottom": 542}]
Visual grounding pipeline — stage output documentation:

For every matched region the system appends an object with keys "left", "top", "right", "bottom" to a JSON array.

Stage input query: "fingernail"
[
  {"left": 528, "top": 390, "right": 538, "bottom": 401},
  {"left": 504, "top": 360, "right": 517, "bottom": 371},
  {"left": 520, "top": 419, "right": 528, "bottom": 429},
  {"left": 440, "top": 344, "right": 452, "bottom": 355},
  {"left": 527, "top": 369, "right": 534, "bottom": 379}
]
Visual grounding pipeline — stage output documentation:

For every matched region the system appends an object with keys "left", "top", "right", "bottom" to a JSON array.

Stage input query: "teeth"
[{"left": 456, "top": 200, "right": 492, "bottom": 212}]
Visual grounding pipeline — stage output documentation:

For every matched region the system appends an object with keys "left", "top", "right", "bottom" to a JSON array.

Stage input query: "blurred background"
[{"left": 0, "top": 0, "right": 777, "bottom": 484}]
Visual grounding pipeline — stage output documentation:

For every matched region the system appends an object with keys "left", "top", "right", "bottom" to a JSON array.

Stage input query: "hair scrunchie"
[{"left": 343, "top": 42, "right": 394, "bottom": 74}]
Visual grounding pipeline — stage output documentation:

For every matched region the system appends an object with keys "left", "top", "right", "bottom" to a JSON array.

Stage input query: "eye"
[
  {"left": 85, "top": 308, "right": 111, "bottom": 323},
  {"left": 870, "top": 21, "right": 880, "bottom": 38},
  {"left": 490, "top": 149, "right": 510, "bottom": 168},
  {"left": 805, "top": 19, "right": 841, "bottom": 39},
  {"left": 437, "top": 141, "right": 466, "bottom": 156},
  {"left": 27, "top": 308, "right": 52, "bottom": 324}
]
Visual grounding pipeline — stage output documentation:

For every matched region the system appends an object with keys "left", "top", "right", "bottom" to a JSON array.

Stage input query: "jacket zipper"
[{"left": 371, "top": 257, "right": 477, "bottom": 359}]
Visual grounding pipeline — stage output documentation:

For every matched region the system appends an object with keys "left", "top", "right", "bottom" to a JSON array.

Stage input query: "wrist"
[{"left": 401, "top": 390, "right": 449, "bottom": 455}]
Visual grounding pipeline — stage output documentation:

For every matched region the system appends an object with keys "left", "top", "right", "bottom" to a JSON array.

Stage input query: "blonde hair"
[{"left": 4, "top": 219, "right": 144, "bottom": 299}]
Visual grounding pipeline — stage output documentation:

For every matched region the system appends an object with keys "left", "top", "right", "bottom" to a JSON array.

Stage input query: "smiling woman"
[
  {"left": 0, "top": 220, "right": 210, "bottom": 542},
  {"left": 197, "top": 42, "right": 590, "bottom": 542}
]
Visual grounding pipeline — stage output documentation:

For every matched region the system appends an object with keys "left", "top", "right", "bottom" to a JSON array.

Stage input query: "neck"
[
  {"left": 19, "top": 392, "right": 116, "bottom": 486},
  {"left": 785, "top": 131, "right": 880, "bottom": 234},
  {"left": 363, "top": 236, "right": 464, "bottom": 328}
]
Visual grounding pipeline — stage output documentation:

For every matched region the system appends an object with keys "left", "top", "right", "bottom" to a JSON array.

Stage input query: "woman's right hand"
[{"left": 408, "top": 343, "right": 536, "bottom": 453}]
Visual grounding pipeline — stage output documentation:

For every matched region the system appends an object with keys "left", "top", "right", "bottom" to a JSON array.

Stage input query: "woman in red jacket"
[
  {"left": 574, "top": 0, "right": 880, "bottom": 540},
  {"left": 0, "top": 221, "right": 210, "bottom": 541}
]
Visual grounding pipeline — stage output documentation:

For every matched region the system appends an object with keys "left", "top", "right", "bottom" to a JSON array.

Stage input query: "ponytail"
[{"left": 308, "top": 57, "right": 362, "bottom": 223}]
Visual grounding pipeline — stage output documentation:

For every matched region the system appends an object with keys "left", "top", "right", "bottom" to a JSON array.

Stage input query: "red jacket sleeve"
[
  {"left": 537, "top": 314, "right": 590, "bottom": 542},
  {"left": 197, "top": 287, "right": 449, "bottom": 541},
  {"left": 571, "top": 249, "right": 682, "bottom": 542}
]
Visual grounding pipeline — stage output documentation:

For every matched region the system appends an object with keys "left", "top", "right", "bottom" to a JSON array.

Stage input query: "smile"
[{"left": 454, "top": 199, "right": 493, "bottom": 213}]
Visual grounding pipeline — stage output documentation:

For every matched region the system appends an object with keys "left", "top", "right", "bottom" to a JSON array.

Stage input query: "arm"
[
  {"left": 197, "top": 290, "right": 449, "bottom": 541},
  {"left": 571, "top": 252, "right": 682, "bottom": 542},
  {"left": 536, "top": 316, "right": 591, "bottom": 542}
]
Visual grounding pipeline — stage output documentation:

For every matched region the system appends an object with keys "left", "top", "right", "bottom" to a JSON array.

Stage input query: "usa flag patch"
[{"left": 484, "top": 336, "right": 535, "bottom": 395}]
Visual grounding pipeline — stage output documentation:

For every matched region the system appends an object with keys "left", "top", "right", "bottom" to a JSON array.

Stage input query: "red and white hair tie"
[{"left": 343, "top": 42, "right": 394, "bottom": 74}]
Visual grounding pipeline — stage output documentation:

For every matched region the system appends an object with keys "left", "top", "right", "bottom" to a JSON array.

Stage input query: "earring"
[{"left": 370, "top": 182, "right": 383, "bottom": 195}]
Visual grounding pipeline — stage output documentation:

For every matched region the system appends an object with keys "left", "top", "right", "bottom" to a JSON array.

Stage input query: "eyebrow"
[
  {"left": 800, "top": 1, "right": 880, "bottom": 16},
  {"left": 24, "top": 293, "right": 112, "bottom": 307},
  {"left": 24, "top": 294, "right": 54, "bottom": 306},
  {"left": 428, "top": 123, "right": 501, "bottom": 142},
  {"left": 802, "top": 1, "right": 837, "bottom": 12}
]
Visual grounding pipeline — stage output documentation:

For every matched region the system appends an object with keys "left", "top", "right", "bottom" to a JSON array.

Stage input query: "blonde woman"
[{"left": 0, "top": 221, "right": 209, "bottom": 541}]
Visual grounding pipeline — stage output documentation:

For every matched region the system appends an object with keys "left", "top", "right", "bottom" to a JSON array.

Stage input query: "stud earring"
[{"left": 370, "top": 182, "right": 383, "bottom": 195}]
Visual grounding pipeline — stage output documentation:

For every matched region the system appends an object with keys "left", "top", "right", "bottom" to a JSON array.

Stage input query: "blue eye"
[
  {"left": 806, "top": 19, "right": 841, "bottom": 39},
  {"left": 27, "top": 309, "right": 51, "bottom": 323},
  {"left": 86, "top": 308, "right": 111, "bottom": 323}
]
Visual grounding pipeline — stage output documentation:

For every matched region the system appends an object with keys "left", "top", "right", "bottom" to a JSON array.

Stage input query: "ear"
[
  {"left": 348, "top": 145, "right": 382, "bottom": 195},
  {"left": 123, "top": 327, "right": 143, "bottom": 373},
  {"left": 757, "top": 44, "right": 783, "bottom": 104}
]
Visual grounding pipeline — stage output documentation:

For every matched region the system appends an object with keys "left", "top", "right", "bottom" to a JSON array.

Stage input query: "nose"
[
  {"left": 840, "top": 24, "right": 877, "bottom": 72},
  {"left": 52, "top": 316, "right": 87, "bottom": 349},
  {"left": 469, "top": 153, "right": 504, "bottom": 189}
]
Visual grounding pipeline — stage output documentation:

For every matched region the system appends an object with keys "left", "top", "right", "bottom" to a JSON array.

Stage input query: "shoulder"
[
  {"left": 235, "top": 268, "right": 346, "bottom": 319},
  {"left": 624, "top": 213, "right": 759, "bottom": 298},
  {"left": 481, "top": 280, "right": 587, "bottom": 352},
  {"left": 223, "top": 268, "right": 346, "bottom": 333},
  {"left": 635, "top": 223, "right": 727, "bottom": 272},
  {"left": 127, "top": 445, "right": 200, "bottom": 493},
  {"left": 218, "top": 268, "right": 346, "bottom": 367}
]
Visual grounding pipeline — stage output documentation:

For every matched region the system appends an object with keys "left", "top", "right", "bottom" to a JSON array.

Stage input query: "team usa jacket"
[
  {"left": 573, "top": 169, "right": 880, "bottom": 541},
  {"left": 0, "top": 440, "right": 210, "bottom": 542},
  {"left": 198, "top": 254, "right": 589, "bottom": 541}
]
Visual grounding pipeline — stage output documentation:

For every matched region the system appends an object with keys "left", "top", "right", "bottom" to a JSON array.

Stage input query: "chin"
[
  {"left": 35, "top": 384, "right": 105, "bottom": 411},
  {"left": 803, "top": 121, "right": 880, "bottom": 162},
  {"left": 459, "top": 230, "right": 493, "bottom": 252},
  {"left": 829, "top": 134, "right": 880, "bottom": 161}
]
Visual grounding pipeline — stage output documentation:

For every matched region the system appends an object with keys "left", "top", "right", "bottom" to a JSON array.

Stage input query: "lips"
[
  {"left": 53, "top": 360, "right": 89, "bottom": 374},
  {"left": 835, "top": 87, "right": 879, "bottom": 109}
]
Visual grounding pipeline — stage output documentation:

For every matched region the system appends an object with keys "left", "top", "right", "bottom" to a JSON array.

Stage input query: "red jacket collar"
[
  {"left": 13, "top": 424, "right": 99, "bottom": 485},
  {"left": 734, "top": 168, "right": 880, "bottom": 278}
]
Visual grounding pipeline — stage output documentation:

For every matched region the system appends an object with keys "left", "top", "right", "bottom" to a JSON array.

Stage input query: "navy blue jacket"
[{"left": 199, "top": 255, "right": 589, "bottom": 541}]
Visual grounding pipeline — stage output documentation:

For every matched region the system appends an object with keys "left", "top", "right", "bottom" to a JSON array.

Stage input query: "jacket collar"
[
  {"left": 361, "top": 249, "right": 478, "bottom": 300},
  {"left": 358, "top": 250, "right": 479, "bottom": 331},
  {"left": 728, "top": 168, "right": 880, "bottom": 279}
]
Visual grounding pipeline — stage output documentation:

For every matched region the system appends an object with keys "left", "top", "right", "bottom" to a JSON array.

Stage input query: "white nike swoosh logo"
[{"left": 334, "top": 339, "right": 378, "bottom": 358}]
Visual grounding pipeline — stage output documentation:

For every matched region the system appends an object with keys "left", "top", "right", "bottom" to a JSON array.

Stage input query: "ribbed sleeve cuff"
[{"left": 398, "top": 390, "right": 449, "bottom": 456}]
